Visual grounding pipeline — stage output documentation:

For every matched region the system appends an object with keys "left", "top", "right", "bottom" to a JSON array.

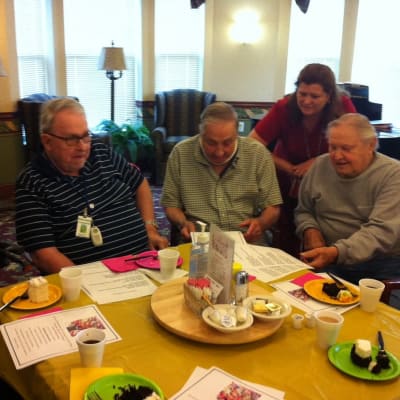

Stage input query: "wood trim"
[
  {"left": 136, "top": 100, "right": 275, "bottom": 109},
  {"left": 0, "top": 112, "right": 18, "bottom": 120},
  {"left": 0, "top": 184, "right": 16, "bottom": 200}
]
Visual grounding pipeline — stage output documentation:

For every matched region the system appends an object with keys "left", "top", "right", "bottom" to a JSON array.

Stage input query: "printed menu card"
[{"left": 0, "top": 304, "right": 120, "bottom": 369}]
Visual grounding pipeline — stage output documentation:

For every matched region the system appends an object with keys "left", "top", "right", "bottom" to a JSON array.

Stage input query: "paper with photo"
[
  {"left": 0, "top": 304, "right": 120, "bottom": 370},
  {"left": 170, "top": 366, "right": 284, "bottom": 400},
  {"left": 79, "top": 262, "right": 157, "bottom": 304}
]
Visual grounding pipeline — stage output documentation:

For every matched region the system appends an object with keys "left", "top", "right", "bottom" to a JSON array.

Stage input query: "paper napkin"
[{"left": 70, "top": 367, "right": 123, "bottom": 400}]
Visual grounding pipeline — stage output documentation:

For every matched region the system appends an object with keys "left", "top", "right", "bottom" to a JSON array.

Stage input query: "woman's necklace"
[{"left": 302, "top": 119, "right": 323, "bottom": 159}]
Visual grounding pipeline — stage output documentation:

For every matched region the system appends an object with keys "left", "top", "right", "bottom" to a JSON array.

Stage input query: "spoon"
[{"left": 0, "top": 286, "right": 29, "bottom": 312}]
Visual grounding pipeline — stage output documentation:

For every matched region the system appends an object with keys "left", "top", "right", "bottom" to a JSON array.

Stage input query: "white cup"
[
  {"left": 291, "top": 313, "right": 304, "bottom": 329},
  {"left": 158, "top": 248, "right": 180, "bottom": 279},
  {"left": 358, "top": 278, "right": 385, "bottom": 312},
  {"left": 314, "top": 310, "right": 344, "bottom": 349},
  {"left": 76, "top": 328, "right": 106, "bottom": 367},
  {"left": 59, "top": 267, "right": 82, "bottom": 301}
]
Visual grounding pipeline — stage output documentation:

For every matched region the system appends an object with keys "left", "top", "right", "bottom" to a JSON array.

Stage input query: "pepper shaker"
[{"left": 235, "top": 271, "right": 249, "bottom": 305}]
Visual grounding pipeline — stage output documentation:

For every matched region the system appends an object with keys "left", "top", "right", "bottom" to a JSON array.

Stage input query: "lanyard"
[{"left": 65, "top": 175, "right": 94, "bottom": 216}]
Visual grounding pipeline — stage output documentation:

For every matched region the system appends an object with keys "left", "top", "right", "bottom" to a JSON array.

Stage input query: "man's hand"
[
  {"left": 179, "top": 220, "right": 196, "bottom": 241},
  {"left": 299, "top": 246, "right": 338, "bottom": 269},
  {"left": 239, "top": 218, "right": 265, "bottom": 243},
  {"left": 147, "top": 229, "right": 169, "bottom": 250}
]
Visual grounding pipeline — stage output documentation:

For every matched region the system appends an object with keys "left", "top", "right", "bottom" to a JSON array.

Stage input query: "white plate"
[
  {"left": 202, "top": 304, "right": 254, "bottom": 333},
  {"left": 243, "top": 295, "right": 292, "bottom": 322}
]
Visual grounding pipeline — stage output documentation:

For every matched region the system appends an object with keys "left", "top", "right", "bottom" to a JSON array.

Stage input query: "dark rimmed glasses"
[{"left": 44, "top": 131, "right": 92, "bottom": 147}]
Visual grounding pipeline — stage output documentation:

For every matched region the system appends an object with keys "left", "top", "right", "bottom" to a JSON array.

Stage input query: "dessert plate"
[
  {"left": 328, "top": 341, "right": 400, "bottom": 381},
  {"left": 243, "top": 295, "right": 292, "bottom": 322},
  {"left": 303, "top": 278, "right": 360, "bottom": 306},
  {"left": 2, "top": 283, "right": 62, "bottom": 310},
  {"left": 84, "top": 373, "right": 164, "bottom": 400},
  {"left": 202, "top": 304, "right": 254, "bottom": 333}
]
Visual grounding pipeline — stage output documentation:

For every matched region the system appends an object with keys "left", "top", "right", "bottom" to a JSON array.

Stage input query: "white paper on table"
[
  {"left": 234, "top": 244, "right": 311, "bottom": 282},
  {"left": 270, "top": 273, "right": 359, "bottom": 314},
  {"left": 137, "top": 267, "right": 188, "bottom": 284},
  {"left": 170, "top": 366, "right": 285, "bottom": 400},
  {"left": 0, "top": 304, "right": 120, "bottom": 370},
  {"left": 79, "top": 262, "right": 157, "bottom": 304}
]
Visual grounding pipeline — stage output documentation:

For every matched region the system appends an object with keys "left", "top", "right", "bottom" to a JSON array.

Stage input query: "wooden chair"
[{"left": 380, "top": 278, "right": 400, "bottom": 305}]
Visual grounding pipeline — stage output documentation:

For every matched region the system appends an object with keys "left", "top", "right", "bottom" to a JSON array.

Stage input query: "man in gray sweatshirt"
[{"left": 295, "top": 113, "right": 400, "bottom": 284}]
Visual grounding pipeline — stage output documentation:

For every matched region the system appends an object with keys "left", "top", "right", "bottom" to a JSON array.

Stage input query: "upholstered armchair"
[
  {"left": 17, "top": 93, "right": 78, "bottom": 161},
  {"left": 150, "top": 89, "right": 216, "bottom": 185}
]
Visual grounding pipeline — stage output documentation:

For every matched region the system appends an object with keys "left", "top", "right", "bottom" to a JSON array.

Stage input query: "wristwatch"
[{"left": 144, "top": 219, "right": 159, "bottom": 229}]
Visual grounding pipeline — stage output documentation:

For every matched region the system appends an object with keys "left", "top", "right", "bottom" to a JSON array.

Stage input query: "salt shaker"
[{"left": 235, "top": 271, "right": 249, "bottom": 305}]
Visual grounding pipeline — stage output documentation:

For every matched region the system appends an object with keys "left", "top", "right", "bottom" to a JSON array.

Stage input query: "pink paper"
[{"left": 291, "top": 272, "right": 324, "bottom": 287}]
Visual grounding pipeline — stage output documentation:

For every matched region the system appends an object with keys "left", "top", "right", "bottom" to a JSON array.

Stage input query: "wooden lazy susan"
[{"left": 150, "top": 277, "right": 285, "bottom": 345}]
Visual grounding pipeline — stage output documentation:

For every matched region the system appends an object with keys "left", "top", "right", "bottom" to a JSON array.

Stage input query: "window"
[
  {"left": 14, "top": 0, "right": 140, "bottom": 128},
  {"left": 285, "top": 0, "right": 345, "bottom": 94},
  {"left": 14, "top": 0, "right": 49, "bottom": 97},
  {"left": 155, "top": 0, "right": 205, "bottom": 92},
  {"left": 63, "top": 0, "right": 140, "bottom": 127},
  {"left": 352, "top": 0, "right": 400, "bottom": 121}
]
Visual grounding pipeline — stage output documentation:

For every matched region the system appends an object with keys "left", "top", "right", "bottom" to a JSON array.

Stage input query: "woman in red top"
[{"left": 249, "top": 63, "right": 356, "bottom": 257}]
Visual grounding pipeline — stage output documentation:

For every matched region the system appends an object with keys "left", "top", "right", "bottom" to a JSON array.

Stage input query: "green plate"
[
  {"left": 84, "top": 373, "right": 164, "bottom": 400},
  {"left": 328, "top": 341, "right": 400, "bottom": 381}
]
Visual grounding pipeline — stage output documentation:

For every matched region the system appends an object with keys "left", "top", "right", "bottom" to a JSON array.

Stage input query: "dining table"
[{"left": 0, "top": 243, "right": 399, "bottom": 400}]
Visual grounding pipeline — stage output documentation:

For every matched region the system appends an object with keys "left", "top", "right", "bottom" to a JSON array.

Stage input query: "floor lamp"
[{"left": 98, "top": 41, "right": 126, "bottom": 122}]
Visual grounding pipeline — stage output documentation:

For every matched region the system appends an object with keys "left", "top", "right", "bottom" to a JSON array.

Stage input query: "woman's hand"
[{"left": 293, "top": 158, "right": 316, "bottom": 177}]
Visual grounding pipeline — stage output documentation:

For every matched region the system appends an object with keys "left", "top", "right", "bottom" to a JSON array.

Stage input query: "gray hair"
[
  {"left": 40, "top": 97, "right": 85, "bottom": 133},
  {"left": 326, "top": 113, "right": 377, "bottom": 142},
  {"left": 199, "top": 102, "right": 238, "bottom": 134}
]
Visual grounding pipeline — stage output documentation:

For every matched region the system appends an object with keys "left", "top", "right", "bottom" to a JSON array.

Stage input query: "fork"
[
  {"left": 125, "top": 254, "right": 158, "bottom": 263},
  {"left": 86, "top": 390, "right": 103, "bottom": 400},
  {"left": 327, "top": 272, "right": 357, "bottom": 297}
]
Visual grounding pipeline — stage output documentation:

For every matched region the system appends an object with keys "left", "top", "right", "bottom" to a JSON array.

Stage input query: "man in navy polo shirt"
[{"left": 16, "top": 98, "right": 167, "bottom": 274}]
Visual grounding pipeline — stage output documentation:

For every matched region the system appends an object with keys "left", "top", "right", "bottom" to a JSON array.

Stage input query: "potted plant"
[{"left": 95, "top": 120, "right": 154, "bottom": 169}]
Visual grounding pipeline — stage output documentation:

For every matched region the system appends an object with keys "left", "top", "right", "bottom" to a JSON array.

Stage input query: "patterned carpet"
[{"left": 0, "top": 186, "right": 169, "bottom": 287}]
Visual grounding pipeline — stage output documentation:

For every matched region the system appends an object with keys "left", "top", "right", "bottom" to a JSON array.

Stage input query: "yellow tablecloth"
[{"left": 0, "top": 244, "right": 399, "bottom": 400}]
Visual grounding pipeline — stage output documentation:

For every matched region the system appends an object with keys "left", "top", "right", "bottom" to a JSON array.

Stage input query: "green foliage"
[{"left": 95, "top": 119, "right": 154, "bottom": 163}]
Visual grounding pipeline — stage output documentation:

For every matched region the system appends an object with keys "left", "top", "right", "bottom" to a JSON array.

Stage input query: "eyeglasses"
[{"left": 44, "top": 132, "right": 92, "bottom": 147}]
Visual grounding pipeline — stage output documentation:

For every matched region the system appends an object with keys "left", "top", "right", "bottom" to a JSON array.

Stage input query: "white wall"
[{"left": 204, "top": 0, "right": 291, "bottom": 102}]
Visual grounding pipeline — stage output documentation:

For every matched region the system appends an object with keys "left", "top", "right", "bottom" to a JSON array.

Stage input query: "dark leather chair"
[
  {"left": 17, "top": 93, "right": 78, "bottom": 161},
  {"left": 338, "top": 83, "right": 382, "bottom": 121},
  {"left": 351, "top": 97, "right": 382, "bottom": 121},
  {"left": 150, "top": 89, "right": 216, "bottom": 185},
  {"left": 381, "top": 278, "right": 400, "bottom": 306}
]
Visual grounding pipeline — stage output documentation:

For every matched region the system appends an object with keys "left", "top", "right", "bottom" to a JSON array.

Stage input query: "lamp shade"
[
  {"left": 0, "top": 56, "right": 7, "bottom": 77},
  {"left": 98, "top": 46, "right": 127, "bottom": 71}
]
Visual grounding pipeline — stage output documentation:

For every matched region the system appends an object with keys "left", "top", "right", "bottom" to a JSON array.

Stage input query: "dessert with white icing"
[
  {"left": 350, "top": 338, "right": 391, "bottom": 374},
  {"left": 28, "top": 277, "right": 49, "bottom": 303},
  {"left": 351, "top": 339, "right": 372, "bottom": 367}
]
